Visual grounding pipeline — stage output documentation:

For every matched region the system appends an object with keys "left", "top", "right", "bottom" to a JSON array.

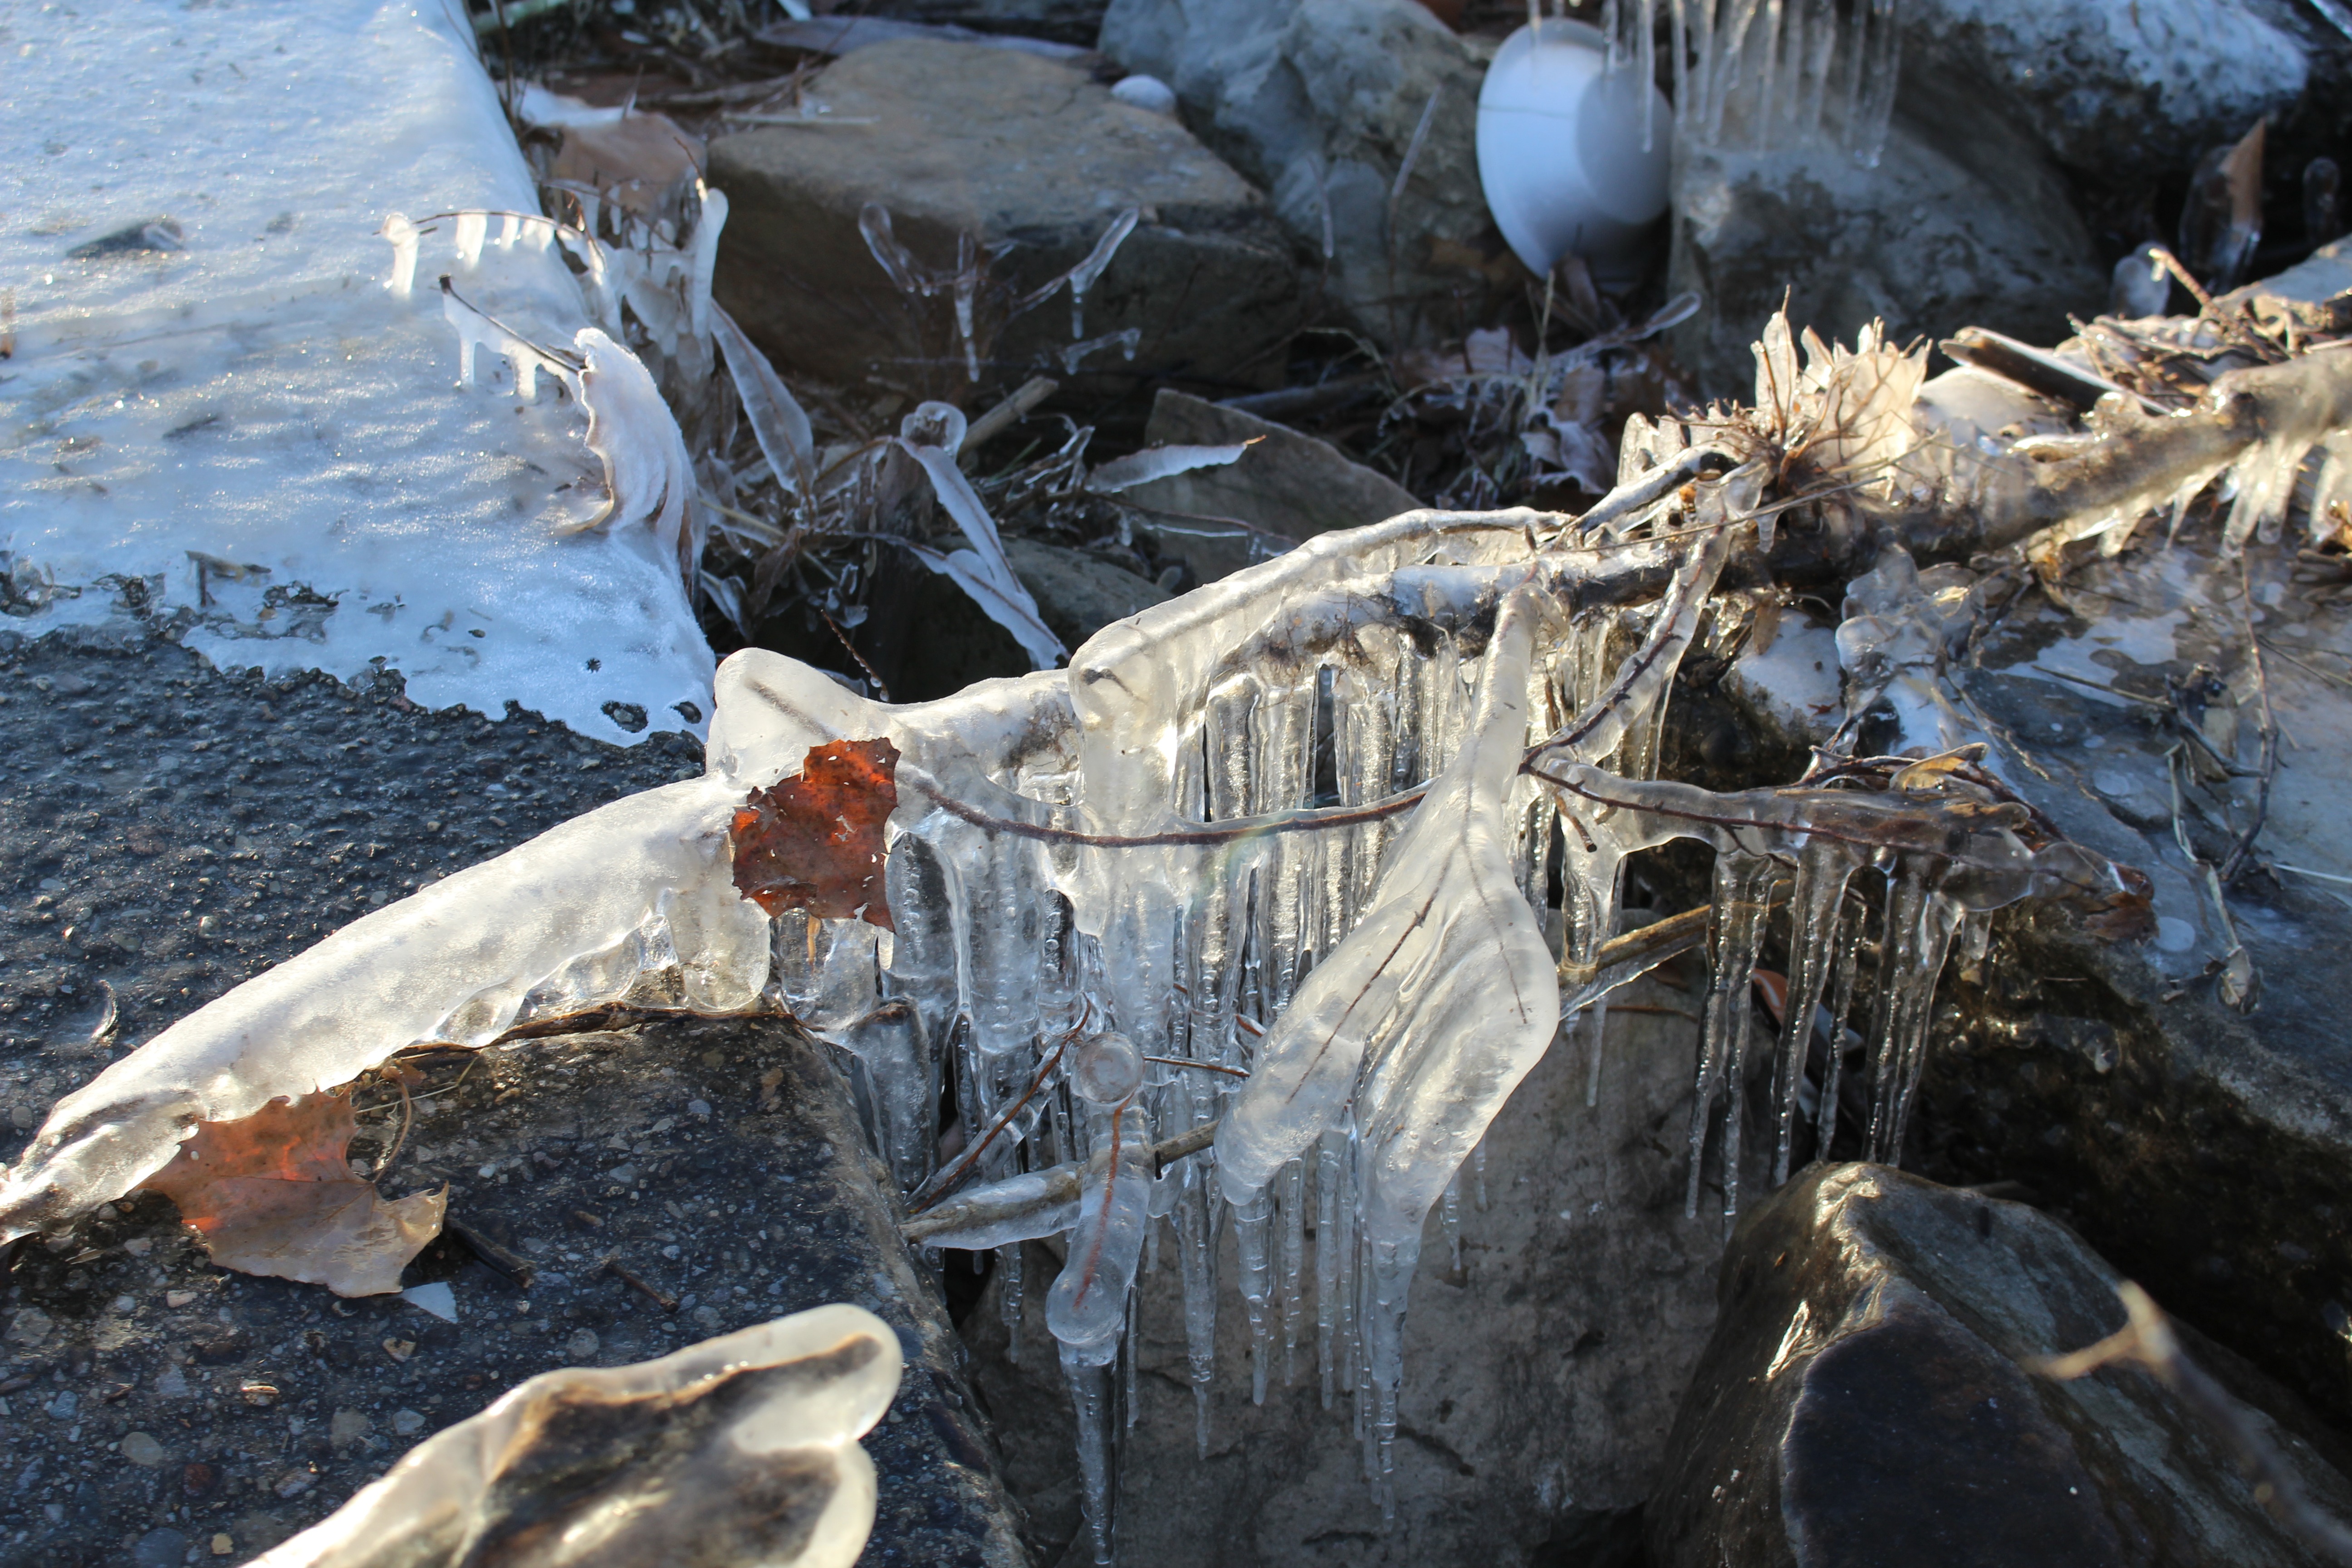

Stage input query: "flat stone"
[
  {"left": 1907, "top": 541, "right": 2352, "bottom": 1428},
  {"left": 0, "top": 1009, "right": 1030, "bottom": 1567},
  {"left": 120, "top": 1431, "right": 168, "bottom": 1468},
  {"left": 1648, "top": 1164, "right": 2352, "bottom": 1568},
  {"left": 709, "top": 39, "right": 1297, "bottom": 401},
  {"left": 1003, "top": 537, "right": 1169, "bottom": 650},
  {"left": 1120, "top": 390, "right": 1424, "bottom": 580}
]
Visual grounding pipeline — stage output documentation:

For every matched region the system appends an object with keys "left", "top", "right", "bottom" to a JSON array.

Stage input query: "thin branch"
[{"left": 2033, "top": 1281, "right": 2352, "bottom": 1564}]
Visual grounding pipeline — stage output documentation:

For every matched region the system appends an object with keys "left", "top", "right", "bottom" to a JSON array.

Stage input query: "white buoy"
[{"left": 1475, "top": 21, "right": 1672, "bottom": 285}]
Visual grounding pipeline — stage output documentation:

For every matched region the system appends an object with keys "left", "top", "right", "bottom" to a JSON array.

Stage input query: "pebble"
[
  {"left": 390, "top": 1408, "right": 426, "bottom": 1436},
  {"left": 274, "top": 1468, "right": 316, "bottom": 1499},
  {"left": 167, "top": 1289, "right": 197, "bottom": 1308},
  {"left": 46, "top": 1390, "right": 77, "bottom": 1420},
  {"left": 566, "top": 1328, "right": 601, "bottom": 1362},
  {"left": 120, "top": 1430, "right": 168, "bottom": 1467},
  {"left": 211, "top": 1535, "right": 235, "bottom": 1558},
  {"left": 154, "top": 1365, "right": 189, "bottom": 1398},
  {"left": 331, "top": 1408, "right": 372, "bottom": 1447}
]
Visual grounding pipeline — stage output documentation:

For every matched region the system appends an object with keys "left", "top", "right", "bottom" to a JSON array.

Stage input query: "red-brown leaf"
[
  {"left": 141, "top": 1091, "right": 445, "bottom": 1297},
  {"left": 730, "top": 737, "right": 900, "bottom": 929}
]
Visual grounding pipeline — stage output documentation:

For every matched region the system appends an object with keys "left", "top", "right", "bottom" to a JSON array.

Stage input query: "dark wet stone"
[{"left": 1648, "top": 1164, "right": 2352, "bottom": 1568}]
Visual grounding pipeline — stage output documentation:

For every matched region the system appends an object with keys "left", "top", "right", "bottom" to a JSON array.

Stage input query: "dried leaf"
[
  {"left": 731, "top": 738, "right": 901, "bottom": 929},
  {"left": 141, "top": 1091, "right": 445, "bottom": 1297}
]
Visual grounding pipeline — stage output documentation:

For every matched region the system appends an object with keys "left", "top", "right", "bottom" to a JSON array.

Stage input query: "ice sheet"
[{"left": 0, "top": 0, "right": 712, "bottom": 744}]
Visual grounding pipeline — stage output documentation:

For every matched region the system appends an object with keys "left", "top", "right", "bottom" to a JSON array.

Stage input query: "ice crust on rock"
[
  {"left": 0, "top": 0, "right": 712, "bottom": 744},
  {"left": 249, "top": 1303, "right": 901, "bottom": 1568}
]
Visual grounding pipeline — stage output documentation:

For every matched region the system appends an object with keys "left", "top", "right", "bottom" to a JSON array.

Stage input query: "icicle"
[
  {"left": 1065, "top": 208, "right": 1141, "bottom": 341},
  {"left": 1176, "top": 1167, "right": 1219, "bottom": 1457},
  {"left": 1061, "top": 1346, "right": 1118, "bottom": 1566},
  {"left": 1314, "top": 1130, "right": 1344, "bottom": 1410},
  {"left": 1000, "top": 1241, "right": 1025, "bottom": 1366},
  {"left": 382, "top": 213, "right": 420, "bottom": 297},
  {"left": 1576, "top": 1003, "right": 1609, "bottom": 1108},
  {"left": 1061, "top": 328, "right": 1142, "bottom": 375},
  {"left": 688, "top": 184, "right": 725, "bottom": 343},
  {"left": 453, "top": 210, "right": 487, "bottom": 270},
  {"left": 1234, "top": 1191, "right": 1276, "bottom": 1404},
  {"left": 954, "top": 232, "right": 981, "bottom": 384},
  {"left": 1278, "top": 1156, "right": 1308, "bottom": 1383},
  {"left": 1685, "top": 850, "right": 1774, "bottom": 1225},
  {"left": 1638, "top": 0, "right": 1659, "bottom": 151},
  {"left": 1770, "top": 840, "right": 1860, "bottom": 1186},
  {"left": 1472, "top": 1140, "right": 1490, "bottom": 1211}
]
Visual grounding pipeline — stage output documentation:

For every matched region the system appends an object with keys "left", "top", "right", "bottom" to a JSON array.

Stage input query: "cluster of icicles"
[
  {"left": 727, "top": 466, "right": 2095, "bottom": 1562},
  {"left": 1591, "top": 0, "right": 1903, "bottom": 165}
]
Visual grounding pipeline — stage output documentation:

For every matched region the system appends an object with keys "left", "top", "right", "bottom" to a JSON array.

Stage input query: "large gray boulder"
[
  {"left": 1900, "top": 0, "right": 2308, "bottom": 183},
  {"left": 1100, "top": 0, "right": 1515, "bottom": 349},
  {"left": 709, "top": 39, "right": 1298, "bottom": 402},
  {"left": 1648, "top": 1164, "right": 2352, "bottom": 1568}
]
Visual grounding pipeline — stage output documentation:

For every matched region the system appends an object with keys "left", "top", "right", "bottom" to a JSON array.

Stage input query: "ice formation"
[
  {"left": 0, "top": 433, "right": 2139, "bottom": 1560},
  {"left": 1602, "top": 0, "right": 1902, "bottom": 165},
  {"left": 0, "top": 0, "right": 714, "bottom": 744},
  {"left": 250, "top": 1303, "right": 901, "bottom": 1568}
]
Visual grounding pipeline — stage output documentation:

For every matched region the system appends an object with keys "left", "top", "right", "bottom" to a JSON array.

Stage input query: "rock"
[
  {"left": 120, "top": 1431, "right": 168, "bottom": 1468},
  {"left": 856, "top": 0, "right": 1110, "bottom": 48},
  {"left": 1900, "top": 539, "right": 2352, "bottom": 1430},
  {"left": 1647, "top": 1164, "right": 2352, "bottom": 1568},
  {"left": 709, "top": 39, "right": 1298, "bottom": 402},
  {"left": 892, "top": 537, "right": 1168, "bottom": 698},
  {"left": 1900, "top": 0, "right": 2307, "bottom": 184},
  {"left": 1101, "top": 0, "right": 1520, "bottom": 348},
  {"left": 0, "top": 1015, "right": 1032, "bottom": 1568},
  {"left": 1668, "top": 116, "right": 2104, "bottom": 398},
  {"left": 1003, "top": 537, "right": 1170, "bottom": 649},
  {"left": 131, "top": 1528, "right": 189, "bottom": 1568},
  {"left": 964, "top": 985, "right": 1759, "bottom": 1565},
  {"left": 1118, "top": 390, "right": 1424, "bottom": 580}
]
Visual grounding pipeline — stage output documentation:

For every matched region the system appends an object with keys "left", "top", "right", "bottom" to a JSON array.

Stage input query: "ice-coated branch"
[{"left": 0, "top": 778, "right": 766, "bottom": 1245}]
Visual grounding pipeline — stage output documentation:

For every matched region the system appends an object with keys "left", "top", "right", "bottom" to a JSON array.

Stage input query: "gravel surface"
[{"left": 0, "top": 627, "right": 1029, "bottom": 1568}]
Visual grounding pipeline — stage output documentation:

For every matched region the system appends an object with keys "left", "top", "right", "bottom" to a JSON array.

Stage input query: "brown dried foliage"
[
  {"left": 142, "top": 1090, "right": 446, "bottom": 1297},
  {"left": 730, "top": 737, "right": 901, "bottom": 929}
]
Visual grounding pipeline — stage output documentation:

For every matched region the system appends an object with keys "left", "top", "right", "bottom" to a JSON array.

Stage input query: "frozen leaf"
[
  {"left": 731, "top": 739, "right": 901, "bottom": 930},
  {"left": 1084, "top": 440, "right": 1257, "bottom": 494},
  {"left": 712, "top": 303, "right": 815, "bottom": 495},
  {"left": 140, "top": 1091, "right": 445, "bottom": 1298},
  {"left": 894, "top": 412, "right": 1064, "bottom": 667},
  {"left": 573, "top": 327, "right": 700, "bottom": 584}
]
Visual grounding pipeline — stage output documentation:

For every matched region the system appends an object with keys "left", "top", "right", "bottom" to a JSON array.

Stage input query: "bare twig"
[{"left": 2033, "top": 1282, "right": 2352, "bottom": 1564}]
